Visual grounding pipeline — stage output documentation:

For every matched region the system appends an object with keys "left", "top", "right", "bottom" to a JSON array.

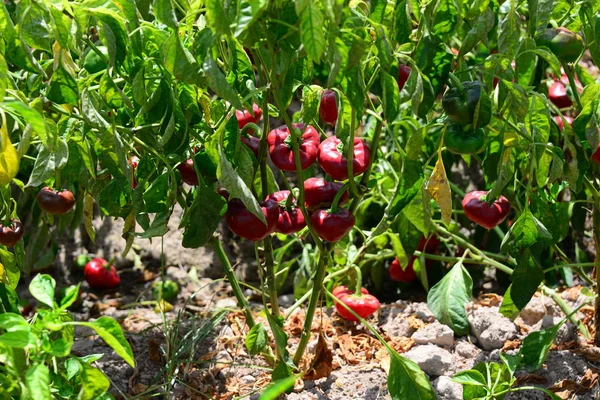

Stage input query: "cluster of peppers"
[{"left": 223, "top": 98, "right": 371, "bottom": 246}]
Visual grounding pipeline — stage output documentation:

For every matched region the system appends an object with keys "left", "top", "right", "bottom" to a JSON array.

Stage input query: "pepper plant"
[{"left": 0, "top": 0, "right": 599, "bottom": 397}]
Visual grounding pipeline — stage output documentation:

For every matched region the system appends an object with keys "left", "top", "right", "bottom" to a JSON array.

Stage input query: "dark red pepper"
[
  {"left": 390, "top": 258, "right": 418, "bottom": 283},
  {"left": 0, "top": 220, "right": 23, "bottom": 247},
  {"left": 177, "top": 159, "right": 199, "bottom": 186},
  {"left": 84, "top": 258, "right": 120, "bottom": 289},
  {"left": 592, "top": 142, "right": 600, "bottom": 165},
  {"left": 265, "top": 191, "right": 306, "bottom": 234},
  {"left": 333, "top": 285, "right": 380, "bottom": 322},
  {"left": 236, "top": 103, "right": 262, "bottom": 133},
  {"left": 462, "top": 191, "right": 511, "bottom": 229},
  {"left": 317, "top": 136, "right": 371, "bottom": 181},
  {"left": 548, "top": 80, "right": 572, "bottom": 109},
  {"left": 129, "top": 156, "right": 139, "bottom": 188},
  {"left": 241, "top": 135, "right": 260, "bottom": 157},
  {"left": 397, "top": 65, "right": 412, "bottom": 91},
  {"left": 267, "top": 124, "right": 320, "bottom": 171},
  {"left": 226, "top": 199, "right": 279, "bottom": 241},
  {"left": 319, "top": 90, "right": 338, "bottom": 125},
  {"left": 310, "top": 208, "right": 355, "bottom": 242},
  {"left": 418, "top": 235, "right": 440, "bottom": 253},
  {"left": 36, "top": 187, "right": 76, "bottom": 215},
  {"left": 304, "top": 178, "right": 349, "bottom": 211}
]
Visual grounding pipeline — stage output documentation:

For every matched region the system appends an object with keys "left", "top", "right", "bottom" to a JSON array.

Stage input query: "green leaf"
[
  {"left": 427, "top": 260, "right": 473, "bottom": 335},
  {"left": 392, "top": 0, "right": 410, "bottom": 45},
  {"left": 47, "top": 67, "right": 79, "bottom": 105},
  {"left": 245, "top": 323, "right": 268, "bottom": 355},
  {"left": 205, "top": 0, "right": 231, "bottom": 36},
  {"left": 29, "top": 274, "right": 56, "bottom": 309},
  {"left": 181, "top": 182, "right": 227, "bottom": 248},
  {"left": 501, "top": 209, "right": 552, "bottom": 257},
  {"left": 258, "top": 375, "right": 299, "bottom": 400},
  {"left": 203, "top": 57, "right": 243, "bottom": 111},
  {"left": 59, "top": 283, "right": 81, "bottom": 310},
  {"left": 452, "top": 369, "right": 487, "bottom": 386},
  {"left": 499, "top": 285, "right": 520, "bottom": 319},
  {"left": 217, "top": 144, "right": 265, "bottom": 224},
  {"left": 299, "top": 1, "right": 325, "bottom": 62},
  {"left": 25, "top": 364, "right": 51, "bottom": 400},
  {"left": 432, "top": 0, "right": 457, "bottom": 36},
  {"left": 498, "top": 10, "right": 520, "bottom": 59},
  {"left": 0, "top": 313, "right": 28, "bottom": 331},
  {"left": 2, "top": 101, "right": 47, "bottom": 146},
  {"left": 0, "top": 282, "right": 19, "bottom": 313},
  {"left": 459, "top": 8, "right": 495, "bottom": 57},
  {"left": 382, "top": 71, "right": 400, "bottom": 122},
  {"left": 154, "top": 0, "right": 178, "bottom": 30},
  {"left": 79, "top": 363, "right": 110, "bottom": 400},
  {"left": 519, "top": 322, "right": 561, "bottom": 370},
  {"left": 234, "top": 0, "right": 268, "bottom": 38},
  {"left": 388, "top": 349, "right": 437, "bottom": 400},
  {"left": 302, "top": 85, "right": 322, "bottom": 124},
  {"left": 511, "top": 253, "right": 544, "bottom": 310},
  {"left": 515, "top": 38, "right": 537, "bottom": 87},
  {"left": 73, "top": 317, "right": 135, "bottom": 367},
  {"left": 26, "top": 139, "right": 69, "bottom": 187},
  {"left": 0, "top": 331, "right": 36, "bottom": 348},
  {"left": 529, "top": 0, "right": 553, "bottom": 36}
]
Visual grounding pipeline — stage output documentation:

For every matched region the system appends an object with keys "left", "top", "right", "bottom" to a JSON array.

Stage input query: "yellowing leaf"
[
  {"left": 0, "top": 263, "right": 7, "bottom": 284},
  {"left": 0, "top": 112, "right": 19, "bottom": 185},
  {"left": 426, "top": 154, "right": 452, "bottom": 224}
]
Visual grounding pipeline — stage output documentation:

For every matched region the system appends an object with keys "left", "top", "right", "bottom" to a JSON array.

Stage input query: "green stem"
[
  {"left": 541, "top": 284, "right": 590, "bottom": 340},
  {"left": 292, "top": 245, "right": 331, "bottom": 365},
  {"left": 353, "top": 265, "right": 363, "bottom": 296},
  {"left": 561, "top": 62, "right": 582, "bottom": 110},
  {"left": 330, "top": 182, "right": 349, "bottom": 213},
  {"left": 349, "top": 119, "right": 383, "bottom": 214},
  {"left": 346, "top": 108, "right": 360, "bottom": 197},
  {"left": 448, "top": 72, "right": 465, "bottom": 91},
  {"left": 209, "top": 236, "right": 255, "bottom": 328}
]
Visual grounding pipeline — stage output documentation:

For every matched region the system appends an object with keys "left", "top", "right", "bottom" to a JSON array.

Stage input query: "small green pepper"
[
  {"left": 444, "top": 123, "right": 486, "bottom": 155},
  {"left": 152, "top": 280, "right": 179, "bottom": 303},
  {"left": 536, "top": 28, "right": 584, "bottom": 63},
  {"left": 83, "top": 46, "right": 109, "bottom": 74},
  {"left": 442, "top": 81, "right": 492, "bottom": 129}
]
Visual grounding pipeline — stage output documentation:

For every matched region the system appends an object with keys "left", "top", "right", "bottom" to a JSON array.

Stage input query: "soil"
[{"left": 18, "top": 210, "right": 600, "bottom": 399}]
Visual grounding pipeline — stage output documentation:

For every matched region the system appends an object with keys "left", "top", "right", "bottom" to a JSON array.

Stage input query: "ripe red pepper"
[
  {"left": 310, "top": 208, "right": 355, "bottom": 242},
  {"left": 592, "top": 143, "right": 600, "bottom": 165},
  {"left": 319, "top": 90, "right": 338, "bottom": 125},
  {"left": 390, "top": 258, "right": 418, "bottom": 283},
  {"left": 418, "top": 235, "right": 440, "bottom": 253},
  {"left": 241, "top": 135, "right": 260, "bottom": 157},
  {"left": 129, "top": 156, "right": 139, "bottom": 188},
  {"left": 333, "top": 285, "right": 380, "bottom": 322},
  {"left": 36, "top": 187, "right": 76, "bottom": 215},
  {"left": 226, "top": 199, "right": 279, "bottom": 241},
  {"left": 265, "top": 191, "right": 306, "bottom": 234},
  {"left": 554, "top": 115, "right": 573, "bottom": 130},
  {"left": 548, "top": 80, "right": 572, "bottom": 109},
  {"left": 0, "top": 220, "right": 23, "bottom": 247},
  {"left": 304, "top": 178, "right": 349, "bottom": 211},
  {"left": 177, "top": 159, "right": 198, "bottom": 186},
  {"left": 317, "top": 136, "right": 371, "bottom": 181},
  {"left": 236, "top": 103, "right": 262, "bottom": 133},
  {"left": 397, "top": 65, "right": 411, "bottom": 91},
  {"left": 267, "top": 124, "right": 320, "bottom": 171},
  {"left": 462, "top": 191, "right": 511, "bottom": 230},
  {"left": 84, "top": 258, "right": 120, "bottom": 289}
]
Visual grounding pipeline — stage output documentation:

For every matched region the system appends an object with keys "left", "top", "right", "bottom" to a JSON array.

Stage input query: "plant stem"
[
  {"left": 346, "top": 108, "right": 360, "bottom": 197},
  {"left": 209, "top": 236, "right": 255, "bottom": 328},
  {"left": 292, "top": 245, "right": 331, "bottom": 365},
  {"left": 541, "top": 284, "right": 590, "bottom": 340},
  {"left": 562, "top": 62, "right": 582, "bottom": 110},
  {"left": 349, "top": 119, "right": 383, "bottom": 213},
  {"left": 593, "top": 202, "right": 600, "bottom": 345}
]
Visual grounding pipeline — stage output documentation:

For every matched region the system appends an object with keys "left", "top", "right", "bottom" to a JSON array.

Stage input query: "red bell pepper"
[
  {"left": 304, "top": 177, "right": 349, "bottom": 211},
  {"left": 226, "top": 199, "right": 279, "bottom": 241},
  {"left": 317, "top": 136, "right": 371, "bottom": 181},
  {"left": 462, "top": 191, "right": 511, "bottom": 230},
  {"left": 265, "top": 191, "right": 306, "bottom": 234},
  {"left": 333, "top": 285, "right": 380, "bottom": 322},
  {"left": 310, "top": 208, "right": 355, "bottom": 242},
  {"left": 319, "top": 90, "right": 338, "bottom": 125},
  {"left": 267, "top": 124, "right": 320, "bottom": 172},
  {"left": 84, "top": 258, "right": 120, "bottom": 289}
]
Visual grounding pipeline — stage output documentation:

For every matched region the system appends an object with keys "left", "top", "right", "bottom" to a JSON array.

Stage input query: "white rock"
[
  {"left": 381, "top": 317, "right": 415, "bottom": 338},
  {"left": 215, "top": 297, "right": 238, "bottom": 309},
  {"left": 412, "top": 321, "right": 454, "bottom": 347},
  {"left": 455, "top": 340, "right": 480, "bottom": 359},
  {"left": 278, "top": 294, "right": 295, "bottom": 308},
  {"left": 241, "top": 375, "right": 256, "bottom": 384},
  {"left": 407, "top": 303, "right": 436, "bottom": 322},
  {"left": 518, "top": 296, "right": 559, "bottom": 326},
  {"left": 404, "top": 344, "right": 455, "bottom": 376},
  {"left": 433, "top": 376, "right": 463, "bottom": 400},
  {"left": 468, "top": 307, "right": 517, "bottom": 350}
]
